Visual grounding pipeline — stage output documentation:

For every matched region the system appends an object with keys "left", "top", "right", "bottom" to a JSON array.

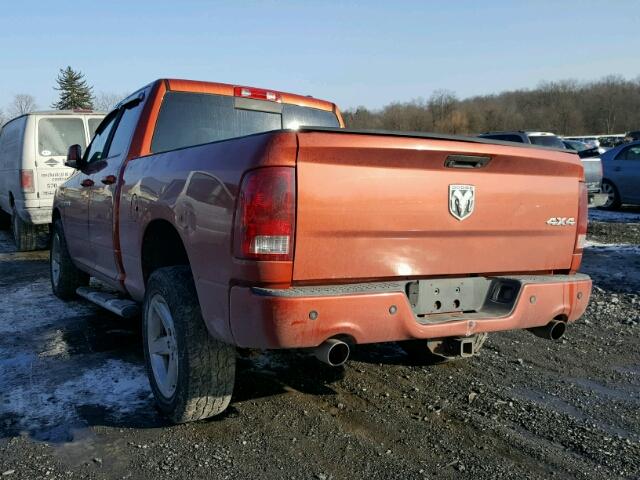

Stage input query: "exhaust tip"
[
  {"left": 549, "top": 320, "right": 567, "bottom": 340},
  {"left": 315, "top": 338, "right": 350, "bottom": 367},
  {"left": 528, "top": 319, "right": 567, "bottom": 341}
]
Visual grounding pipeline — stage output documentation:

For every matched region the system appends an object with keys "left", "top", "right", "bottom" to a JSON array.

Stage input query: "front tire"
[
  {"left": 50, "top": 220, "right": 89, "bottom": 300},
  {"left": 600, "top": 180, "right": 621, "bottom": 210},
  {"left": 143, "top": 266, "right": 236, "bottom": 423}
]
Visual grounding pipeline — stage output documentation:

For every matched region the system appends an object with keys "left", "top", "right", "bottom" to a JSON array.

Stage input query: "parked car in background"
[
  {"left": 0, "top": 110, "right": 105, "bottom": 250},
  {"left": 597, "top": 135, "right": 626, "bottom": 149},
  {"left": 599, "top": 140, "right": 640, "bottom": 209},
  {"left": 51, "top": 80, "right": 592, "bottom": 423},
  {"left": 478, "top": 131, "right": 606, "bottom": 207},
  {"left": 624, "top": 131, "right": 640, "bottom": 143},
  {"left": 478, "top": 131, "right": 566, "bottom": 149}
]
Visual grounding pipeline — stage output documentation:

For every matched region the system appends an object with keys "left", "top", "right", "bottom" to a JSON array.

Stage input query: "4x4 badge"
[{"left": 449, "top": 184, "right": 475, "bottom": 221}]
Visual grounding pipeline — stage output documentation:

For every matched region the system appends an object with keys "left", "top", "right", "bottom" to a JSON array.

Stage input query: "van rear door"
[{"left": 35, "top": 116, "right": 88, "bottom": 203}]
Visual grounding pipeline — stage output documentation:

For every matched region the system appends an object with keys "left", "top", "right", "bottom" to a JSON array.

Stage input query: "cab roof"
[{"left": 161, "top": 78, "right": 337, "bottom": 112}]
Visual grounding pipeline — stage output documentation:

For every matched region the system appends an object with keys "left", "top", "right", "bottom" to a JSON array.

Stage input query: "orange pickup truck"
[{"left": 51, "top": 79, "right": 592, "bottom": 423}]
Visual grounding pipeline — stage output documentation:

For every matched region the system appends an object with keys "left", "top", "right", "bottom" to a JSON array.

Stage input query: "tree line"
[
  {"left": 343, "top": 75, "right": 640, "bottom": 136},
  {"left": 2, "top": 71, "right": 639, "bottom": 136},
  {"left": 0, "top": 66, "right": 125, "bottom": 126}
]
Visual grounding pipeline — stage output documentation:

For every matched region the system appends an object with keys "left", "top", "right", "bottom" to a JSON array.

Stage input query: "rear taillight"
[
  {"left": 570, "top": 182, "right": 588, "bottom": 272},
  {"left": 233, "top": 86, "right": 282, "bottom": 103},
  {"left": 234, "top": 167, "right": 295, "bottom": 261},
  {"left": 20, "top": 170, "right": 34, "bottom": 193},
  {"left": 575, "top": 182, "right": 588, "bottom": 252}
]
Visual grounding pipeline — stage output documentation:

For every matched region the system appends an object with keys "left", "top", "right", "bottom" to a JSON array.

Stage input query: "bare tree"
[
  {"left": 9, "top": 94, "right": 37, "bottom": 117},
  {"left": 343, "top": 75, "right": 640, "bottom": 136},
  {"left": 93, "top": 92, "right": 126, "bottom": 112}
]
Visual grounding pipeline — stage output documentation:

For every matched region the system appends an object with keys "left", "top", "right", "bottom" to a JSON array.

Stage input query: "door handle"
[
  {"left": 101, "top": 175, "right": 117, "bottom": 185},
  {"left": 81, "top": 179, "right": 94, "bottom": 187},
  {"left": 613, "top": 167, "right": 621, "bottom": 172}
]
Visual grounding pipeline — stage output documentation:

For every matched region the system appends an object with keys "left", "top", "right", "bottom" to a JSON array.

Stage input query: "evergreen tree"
[{"left": 51, "top": 66, "right": 94, "bottom": 110}]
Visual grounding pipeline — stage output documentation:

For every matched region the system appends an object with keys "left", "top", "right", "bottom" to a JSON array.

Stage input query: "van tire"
[
  {"left": 0, "top": 209, "right": 10, "bottom": 230},
  {"left": 143, "top": 266, "right": 236, "bottom": 423},
  {"left": 50, "top": 220, "right": 89, "bottom": 299},
  {"left": 11, "top": 206, "right": 49, "bottom": 251}
]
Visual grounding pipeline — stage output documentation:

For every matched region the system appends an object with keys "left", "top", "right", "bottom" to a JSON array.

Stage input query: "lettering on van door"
[{"left": 39, "top": 171, "right": 74, "bottom": 197}]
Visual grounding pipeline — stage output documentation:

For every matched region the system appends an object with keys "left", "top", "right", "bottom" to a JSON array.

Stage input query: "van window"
[
  {"left": 151, "top": 92, "right": 340, "bottom": 154},
  {"left": 88, "top": 118, "right": 102, "bottom": 139},
  {"left": 38, "top": 118, "right": 86, "bottom": 156},
  {"left": 0, "top": 117, "right": 27, "bottom": 166}
]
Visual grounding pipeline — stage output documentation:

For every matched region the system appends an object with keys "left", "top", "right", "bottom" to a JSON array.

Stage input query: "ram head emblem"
[{"left": 449, "top": 185, "right": 475, "bottom": 221}]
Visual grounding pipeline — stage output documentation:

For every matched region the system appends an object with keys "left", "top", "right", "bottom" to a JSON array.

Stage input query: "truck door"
[
  {"left": 87, "top": 96, "right": 145, "bottom": 282},
  {"left": 62, "top": 112, "right": 118, "bottom": 269}
]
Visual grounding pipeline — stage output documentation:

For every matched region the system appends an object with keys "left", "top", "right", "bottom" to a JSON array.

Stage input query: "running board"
[{"left": 76, "top": 287, "right": 140, "bottom": 319}]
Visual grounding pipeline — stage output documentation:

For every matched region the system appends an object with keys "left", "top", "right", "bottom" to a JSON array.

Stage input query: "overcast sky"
[{"left": 0, "top": 0, "right": 638, "bottom": 113}]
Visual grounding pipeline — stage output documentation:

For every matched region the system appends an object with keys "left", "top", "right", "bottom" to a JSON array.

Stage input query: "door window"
[
  {"left": 105, "top": 102, "right": 143, "bottom": 158},
  {"left": 84, "top": 112, "right": 118, "bottom": 163},
  {"left": 622, "top": 146, "right": 640, "bottom": 160}
]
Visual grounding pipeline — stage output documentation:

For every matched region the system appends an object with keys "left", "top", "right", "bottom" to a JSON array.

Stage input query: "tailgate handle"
[{"left": 445, "top": 155, "right": 491, "bottom": 169}]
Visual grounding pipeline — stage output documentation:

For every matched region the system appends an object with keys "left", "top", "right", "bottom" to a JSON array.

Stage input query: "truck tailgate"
[{"left": 293, "top": 131, "right": 583, "bottom": 282}]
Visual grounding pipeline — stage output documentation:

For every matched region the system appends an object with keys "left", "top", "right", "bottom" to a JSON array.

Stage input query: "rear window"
[
  {"left": 529, "top": 135, "right": 565, "bottom": 149},
  {"left": 151, "top": 92, "right": 339, "bottom": 154},
  {"left": 38, "top": 118, "right": 86, "bottom": 156},
  {"left": 282, "top": 104, "right": 340, "bottom": 130}
]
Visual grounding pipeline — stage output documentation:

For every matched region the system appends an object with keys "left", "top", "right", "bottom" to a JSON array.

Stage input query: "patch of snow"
[
  {"left": 589, "top": 209, "right": 640, "bottom": 224},
  {"left": 585, "top": 240, "right": 640, "bottom": 253},
  {"left": 0, "top": 278, "right": 95, "bottom": 335},
  {"left": 2, "top": 359, "right": 152, "bottom": 434},
  {"left": 38, "top": 329, "right": 69, "bottom": 358}
]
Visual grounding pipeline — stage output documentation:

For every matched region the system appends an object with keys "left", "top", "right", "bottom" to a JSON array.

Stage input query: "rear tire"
[
  {"left": 600, "top": 180, "right": 621, "bottom": 210},
  {"left": 143, "top": 266, "right": 236, "bottom": 423},
  {"left": 11, "top": 206, "right": 49, "bottom": 251},
  {"left": 401, "top": 333, "right": 488, "bottom": 364},
  {"left": 50, "top": 220, "right": 89, "bottom": 300}
]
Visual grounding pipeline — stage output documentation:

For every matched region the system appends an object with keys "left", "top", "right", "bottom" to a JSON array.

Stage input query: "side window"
[
  {"left": 105, "top": 102, "right": 143, "bottom": 158},
  {"left": 625, "top": 146, "right": 640, "bottom": 160},
  {"left": 84, "top": 112, "right": 118, "bottom": 163}
]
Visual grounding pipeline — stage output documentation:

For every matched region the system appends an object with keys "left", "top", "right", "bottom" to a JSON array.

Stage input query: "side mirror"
[{"left": 65, "top": 144, "right": 85, "bottom": 169}]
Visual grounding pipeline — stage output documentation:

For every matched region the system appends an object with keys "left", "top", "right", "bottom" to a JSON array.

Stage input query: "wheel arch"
[
  {"left": 52, "top": 207, "right": 61, "bottom": 223},
  {"left": 140, "top": 219, "right": 191, "bottom": 286}
]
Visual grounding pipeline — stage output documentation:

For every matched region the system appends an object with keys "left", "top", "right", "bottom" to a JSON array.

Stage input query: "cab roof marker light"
[{"left": 233, "top": 86, "right": 282, "bottom": 103}]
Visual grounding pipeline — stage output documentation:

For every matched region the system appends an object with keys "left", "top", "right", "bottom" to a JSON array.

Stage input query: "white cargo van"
[{"left": 0, "top": 110, "right": 105, "bottom": 250}]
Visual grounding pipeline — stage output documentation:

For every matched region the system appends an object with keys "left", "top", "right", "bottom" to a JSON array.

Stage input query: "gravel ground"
[{"left": 0, "top": 209, "right": 639, "bottom": 480}]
